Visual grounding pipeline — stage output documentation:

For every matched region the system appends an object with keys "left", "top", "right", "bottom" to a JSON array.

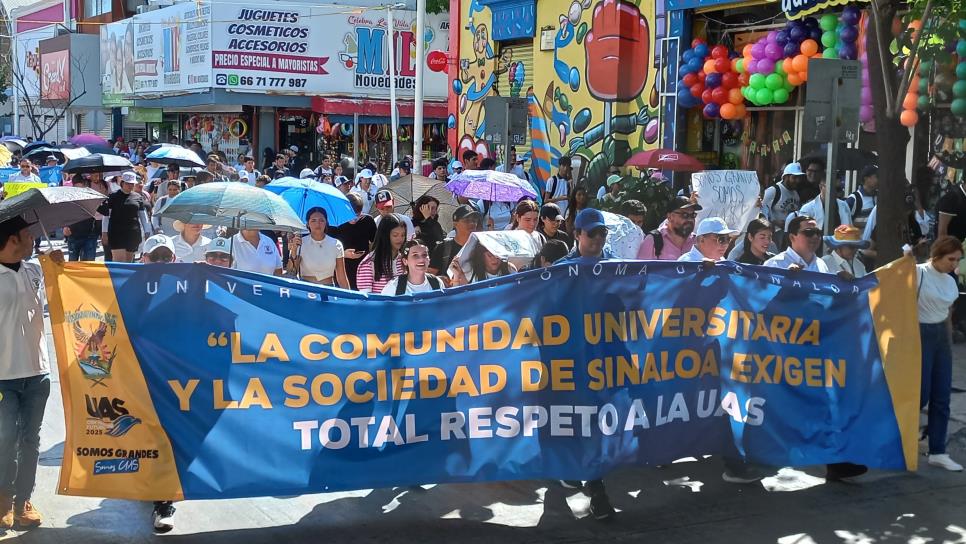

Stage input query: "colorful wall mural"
[{"left": 449, "top": 0, "right": 662, "bottom": 191}]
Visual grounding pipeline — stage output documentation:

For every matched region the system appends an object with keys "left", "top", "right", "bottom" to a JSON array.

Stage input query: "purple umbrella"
[
  {"left": 445, "top": 170, "right": 537, "bottom": 202},
  {"left": 70, "top": 133, "right": 109, "bottom": 147}
]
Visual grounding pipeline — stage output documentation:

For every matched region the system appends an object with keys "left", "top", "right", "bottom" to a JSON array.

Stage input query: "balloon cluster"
[
  {"left": 954, "top": 30, "right": 966, "bottom": 117},
  {"left": 837, "top": 7, "right": 861, "bottom": 60},
  {"left": 739, "top": 21, "right": 822, "bottom": 107},
  {"left": 859, "top": 13, "right": 874, "bottom": 123},
  {"left": 676, "top": 40, "right": 710, "bottom": 110},
  {"left": 900, "top": 20, "right": 924, "bottom": 127},
  {"left": 701, "top": 45, "right": 745, "bottom": 119}
]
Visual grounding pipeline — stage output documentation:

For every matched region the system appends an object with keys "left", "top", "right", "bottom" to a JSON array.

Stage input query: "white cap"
[
  {"left": 206, "top": 237, "right": 231, "bottom": 255},
  {"left": 452, "top": 160, "right": 464, "bottom": 170},
  {"left": 119, "top": 170, "right": 138, "bottom": 184},
  {"left": 359, "top": 168, "right": 373, "bottom": 178},
  {"left": 782, "top": 162, "right": 805, "bottom": 177},
  {"left": 299, "top": 168, "right": 316, "bottom": 179},
  {"left": 289, "top": 145, "right": 299, "bottom": 153},
  {"left": 142, "top": 234, "right": 176, "bottom": 255},
  {"left": 695, "top": 217, "right": 739, "bottom": 237}
]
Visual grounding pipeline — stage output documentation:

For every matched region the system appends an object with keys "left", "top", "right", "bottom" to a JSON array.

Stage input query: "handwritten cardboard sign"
[{"left": 692, "top": 170, "right": 761, "bottom": 233}]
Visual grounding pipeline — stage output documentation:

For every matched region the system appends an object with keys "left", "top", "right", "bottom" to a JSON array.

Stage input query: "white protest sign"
[
  {"left": 691, "top": 171, "right": 761, "bottom": 233},
  {"left": 450, "top": 231, "right": 539, "bottom": 280}
]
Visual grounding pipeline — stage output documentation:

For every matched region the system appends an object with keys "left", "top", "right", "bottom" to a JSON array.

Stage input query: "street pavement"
[{"left": 2, "top": 269, "right": 965, "bottom": 542}]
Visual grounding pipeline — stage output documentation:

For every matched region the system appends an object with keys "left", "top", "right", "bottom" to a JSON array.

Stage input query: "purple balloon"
[
  {"left": 789, "top": 26, "right": 806, "bottom": 42},
  {"left": 860, "top": 105, "right": 874, "bottom": 123},
  {"left": 751, "top": 42, "right": 766, "bottom": 59},
  {"left": 861, "top": 86, "right": 872, "bottom": 104},
  {"left": 839, "top": 26, "right": 858, "bottom": 43},
  {"left": 703, "top": 103, "right": 720, "bottom": 118},
  {"left": 765, "top": 43, "right": 783, "bottom": 60},
  {"left": 758, "top": 58, "right": 776, "bottom": 74},
  {"left": 783, "top": 43, "right": 799, "bottom": 58},
  {"left": 776, "top": 30, "right": 790, "bottom": 46},
  {"left": 842, "top": 6, "right": 860, "bottom": 26},
  {"left": 808, "top": 28, "right": 823, "bottom": 41},
  {"left": 747, "top": 59, "right": 760, "bottom": 73},
  {"left": 767, "top": 30, "right": 779, "bottom": 43},
  {"left": 838, "top": 43, "right": 858, "bottom": 60},
  {"left": 803, "top": 17, "right": 819, "bottom": 28},
  {"left": 705, "top": 72, "right": 723, "bottom": 88}
]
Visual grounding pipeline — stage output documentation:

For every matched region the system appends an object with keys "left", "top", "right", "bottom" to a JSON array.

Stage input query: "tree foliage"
[{"left": 425, "top": 0, "right": 449, "bottom": 14}]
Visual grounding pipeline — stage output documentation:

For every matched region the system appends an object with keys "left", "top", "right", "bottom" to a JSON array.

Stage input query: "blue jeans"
[
  {"left": 920, "top": 323, "right": 953, "bottom": 455},
  {"left": 67, "top": 235, "right": 98, "bottom": 262},
  {"left": 0, "top": 375, "right": 51, "bottom": 501}
]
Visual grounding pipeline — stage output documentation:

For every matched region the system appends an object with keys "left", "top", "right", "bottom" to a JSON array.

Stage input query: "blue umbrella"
[
  {"left": 146, "top": 145, "right": 205, "bottom": 167},
  {"left": 261, "top": 176, "right": 356, "bottom": 227},
  {"left": 157, "top": 181, "right": 305, "bottom": 232}
]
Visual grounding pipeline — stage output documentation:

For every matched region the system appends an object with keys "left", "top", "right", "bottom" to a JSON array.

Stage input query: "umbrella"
[
  {"left": 451, "top": 231, "right": 539, "bottom": 281},
  {"left": 0, "top": 186, "right": 106, "bottom": 238},
  {"left": 24, "top": 145, "right": 91, "bottom": 163},
  {"left": 1, "top": 138, "right": 27, "bottom": 152},
  {"left": 445, "top": 170, "right": 537, "bottom": 202},
  {"left": 22, "top": 141, "right": 51, "bottom": 155},
  {"left": 624, "top": 149, "right": 705, "bottom": 172},
  {"left": 70, "top": 133, "right": 109, "bottom": 147},
  {"left": 157, "top": 182, "right": 305, "bottom": 232},
  {"left": 63, "top": 154, "right": 133, "bottom": 174},
  {"left": 81, "top": 143, "right": 116, "bottom": 155},
  {"left": 601, "top": 210, "right": 644, "bottom": 259},
  {"left": 385, "top": 173, "right": 458, "bottom": 232},
  {"left": 261, "top": 177, "right": 355, "bottom": 227},
  {"left": 146, "top": 146, "right": 206, "bottom": 168},
  {"left": 801, "top": 145, "right": 878, "bottom": 171},
  {"left": 146, "top": 142, "right": 180, "bottom": 155}
]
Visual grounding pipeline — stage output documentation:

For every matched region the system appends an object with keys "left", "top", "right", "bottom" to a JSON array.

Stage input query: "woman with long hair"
[
  {"left": 510, "top": 199, "right": 544, "bottom": 249},
  {"left": 287, "top": 207, "right": 350, "bottom": 288},
  {"left": 448, "top": 242, "right": 517, "bottom": 286},
  {"left": 412, "top": 194, "right": 446, "bottom": 250},
  {"left": 356, "top": 213, "right": 407, "bottom": 293},
  {"left": 735, "top": 218, "right": 775, "bottom": 265},
  {"left": 565, "top": 185, "right": 589, "bottom": 234}
]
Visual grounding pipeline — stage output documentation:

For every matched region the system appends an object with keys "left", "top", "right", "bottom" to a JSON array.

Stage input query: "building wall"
[{"left": 449, "top": 0, "right": 662, "bottom": 191}]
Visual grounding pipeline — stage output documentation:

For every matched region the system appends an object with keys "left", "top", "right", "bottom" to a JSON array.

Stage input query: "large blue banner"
[
  {"left": 42, "top": 258, "right": 920, "bottom": 500},
  {"left": 1, "top": 165, "right": 64, "bottom": 185}
]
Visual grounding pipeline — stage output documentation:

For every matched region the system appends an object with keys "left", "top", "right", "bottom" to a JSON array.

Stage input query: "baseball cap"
[
  {"left": 0, "top": 216, "right": 36, "bottom": 238},
  {"left": 375, "top": 189, "right": 394, "bottom": 208},
  {"left": 45, "top": 155, "right": 58, "bottom": 163},
  {"left": 452, "top": 160, "right": 464, "bottom": 170},
  {"left": 667, "top": 196, "right": 702, "bottom": 213},
  {"left": 142, "top": 234, "right": 176, "bottom": 255},
  {"left": 782, "top": 162, "right": 806, "bottom": 177},
  {"left": 453, "top": 204, "right": 481, "bottom": 222},
  {"left": 289, "top": 145, "right": 299, "bottom": 153},
  {"left": 540, "top": 203, "right": 564, "bottom": 221},
  {"left": 206, "top": 237, "right": 232, "bottom": 255},
  {"left": 574, "top": 208, "right": 607, "bottom": 232},
  {"left": 399, "top": 160, "right": 412, "bottom": 169},
  {"left": 606, "top": 174, "right": 622, "bottom": 187},
  {"left": 119, "top": 171, "right": 138, "bottom": 184},
  {"left": 860, "top": 164, "right": 879, "bottom": 179},
  {"left": 335, "top": 175, "right": 352, "bottom": 186},
  {"left": 695, "top": 217, "right": 739, "bottom": 237},
  {"left": 359, "top": 169, "right": 374, "bottom": 178},
  {"left": 299, "top": 168, "right": 317, "bottom": 179}
]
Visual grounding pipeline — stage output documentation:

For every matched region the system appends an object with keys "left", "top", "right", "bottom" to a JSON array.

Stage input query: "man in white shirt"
[
  {"left": 846, "top": 165, "right": 878, "bottom": 231},
  {"left": 314, "top": 156, "right": 333, "bottom": 178},
  {"left": 822, "top": 225, "right": 869, "bottom": 279},
  {"left": 678, "top": 217, "right": 738, "bottom": 263},
  {"left": 172, "top": 221, "right": 211, "bottom": 263},
  {"left": 7, "top": 159, "right": 41, "bottom": 184},
  {"left": 0, "top": 217, "right": 52, "bottom": 528},
  {"left": 762, "top": 163, "right": 804, "bottom": 240},
  {"left": 231, "top": 230, "right": 283, "bottom": 275},
  {"left": 238, "top": 156, "right": 260, "bottom": 185},
  {"left": 764, "top": 215, "right": 828, "bottom": 272},
  {"left": 351, "top": 169, "right": 377, "bottom": 215},
  {"left": 543, "top": 156, "right": 572, "bottom": 217},
  {"left": 785, "top": 178, "right": 851, "bottom": 233}
]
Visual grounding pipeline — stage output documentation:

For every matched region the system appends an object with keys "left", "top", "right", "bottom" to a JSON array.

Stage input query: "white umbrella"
[
  {"left": 601, "top": 210, "right": 645, "bottom": 259},
  {"left": 146, "top": 146, "right": 206, "bottom": 167},
  {"left": 450, "top": 230, "right": 539, "bottom": 281}
]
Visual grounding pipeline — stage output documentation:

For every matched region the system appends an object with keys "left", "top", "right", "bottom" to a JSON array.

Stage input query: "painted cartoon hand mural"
[{"left": 584, "top": 0, "right": 650, "bottom": 101}]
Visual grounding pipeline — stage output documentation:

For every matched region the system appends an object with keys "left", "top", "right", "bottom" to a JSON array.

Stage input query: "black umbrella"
[
  {"left": 24, "top": 145, "right": 91, "bottom": 164},
  {"left": 802, "top": 145, "right": 878, "bottom": 171},
  {"left": 22, "top": 141, "right": 51, "bottom": 155},
  {"left": 81, "top": 143, "right": 116, "bottom": 155},
  {"left": 0, "top": 186, "right": 106, "bottom": 237},
  {"left": 63, "top": 153, "right": 133, "bottom": 174}
]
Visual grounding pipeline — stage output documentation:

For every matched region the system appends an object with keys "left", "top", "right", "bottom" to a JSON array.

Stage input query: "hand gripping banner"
[{"left": 40, "top": 256, "right": 921, "bottom": 501}]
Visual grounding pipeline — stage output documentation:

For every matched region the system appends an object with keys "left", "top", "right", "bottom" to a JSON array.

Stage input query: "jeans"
[
  {"left": 920, "top": 322, "right": 953, "bottom": 455},
  {"left": 67, "top": 235, "right": 98, "bottom": 262},
  {"left": 0, "top": 375, "right": 51, "bottom": 501}
]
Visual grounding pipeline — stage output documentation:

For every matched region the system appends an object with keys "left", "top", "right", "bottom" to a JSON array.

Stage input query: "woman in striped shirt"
[{"left": 356, "top": 213, "right": 407, "bottom": 293}]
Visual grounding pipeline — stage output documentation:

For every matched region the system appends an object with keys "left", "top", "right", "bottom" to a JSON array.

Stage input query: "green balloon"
[
  {"left": 823, "top": 47, "right": 839, "bottom": 59},
  {"left": 958, "top": 40, "right": 966, "bottom": 58},
  {"left": 743, "top": 86, "right": 756, "bottom": 101},
  {"left": 820, "top": 14, "right": 838, "bottom": 31},
  {"left": 775, "top": 62, "right": 786, "bottom": 76},
  {"left": 919, "top": 78, "right": 930, "bottom": 93},
  {"left": 784, "top": 81, "right": 794, "bottom": 93},
  {"left": 756, "top": 88, "right": 774, "bottom": 105},
  {"left": 821, "top": 31, "right": 838, "bottom": 48},
  {"left": 766, "top": 73, "right": 784, "bottom": 90},
  {"left": 773, "top": 88, "right": 790, "bottom": 103},
  {"left": 953, "top": 98, "right": 966, "bottom": 116},
  {"left": 919, "top": 60, "right": 933, "bottom": 75},
  {"left": 750, "top": 73, "right": 766, "bottom": 89},
  {"left": 957, "top": 62, "right": 966, "bottom": 79},
  {"left": 954, "top": 80, "right": 966, "bottom": 98},
  {"left": 736, "top": 59, "right": 745, "bottom": 74},
  {"left": 917, "top": 95, "right": 930, "bottom": 109}
]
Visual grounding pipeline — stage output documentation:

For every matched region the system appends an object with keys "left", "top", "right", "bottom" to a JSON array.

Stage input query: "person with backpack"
[
  {"left": 428, "top": 205, "right": 481, "bottom": 278},
  {"left": 381, "top": 239, "right": 444, "bottom": 295},
  {"left": 762, "top": 163, "right": 804, "bottom": 233},
  {"left": 543, "top": 156, "right": 573, "bottom": 217},
  {"left": 636, "top": 196, "right": 700, "bottom": 260},
  {"left": 847, "top": 164, "right": 878, "bottom": 232}
]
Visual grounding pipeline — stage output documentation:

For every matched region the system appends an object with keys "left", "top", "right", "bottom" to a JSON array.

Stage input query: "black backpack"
[
  {"left": 395, "top": 273, "right": 443, "bottom": 295},
  {"left": 647, "top": 229, "right": 664, "bottom": 258}
]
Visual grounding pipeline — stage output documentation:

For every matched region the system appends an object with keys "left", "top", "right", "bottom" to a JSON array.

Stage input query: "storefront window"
[{"left": 84, "top": 0, "right": 110, "bottom": 17}]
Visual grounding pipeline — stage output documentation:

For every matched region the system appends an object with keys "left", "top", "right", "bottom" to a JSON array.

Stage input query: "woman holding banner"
[
  {"left": 356, "top": 214, "right": 406, "bottom": 293},
  {"left": 917, "top": 236, "right": 964, "bottom": 472}
]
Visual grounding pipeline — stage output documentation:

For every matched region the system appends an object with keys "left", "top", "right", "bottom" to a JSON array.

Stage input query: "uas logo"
[
  {"left": 85, "top": 395, "right": 141, "bottom": 437},
  {"left": 66, "top": 305, "right": 119, "bottom": 388}
]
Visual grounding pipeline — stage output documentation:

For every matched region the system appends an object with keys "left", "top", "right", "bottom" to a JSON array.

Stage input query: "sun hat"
[{"left": 824, "top": 224, "right": 871, "bottom": 249}]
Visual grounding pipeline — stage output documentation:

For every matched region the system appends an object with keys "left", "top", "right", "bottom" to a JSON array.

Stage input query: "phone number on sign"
[{"left": 217, "top": 74, "right": 307, "bottom": 88}]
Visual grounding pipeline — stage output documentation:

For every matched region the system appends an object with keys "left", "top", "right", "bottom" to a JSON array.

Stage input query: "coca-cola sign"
[{"left": 426, "top": 50, "right": 447, "bottom": 73}]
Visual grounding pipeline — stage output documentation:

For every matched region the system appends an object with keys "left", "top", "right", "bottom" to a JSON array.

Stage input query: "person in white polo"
[
  {"left": 231, "top": 229, "right": 282, "bottom": 275},
  {"left": 171, "top": 221, "right": 211, "bottom": 263},
  {"left": 678, "top": 217, "right": 739, "bottom": 263}
]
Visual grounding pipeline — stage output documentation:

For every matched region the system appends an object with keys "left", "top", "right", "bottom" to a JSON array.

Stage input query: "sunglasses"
[
  {"left": 673, "top": 211, "right": 697, "bottom": 219},
  {"left": 587, "top": 227, "right": 608, "bottom": 239},
  {"left": 207, "top": 254, "right": 230, "bottom": 262},
  {"left": 708, "top": 234, "right": 731, "bottom": 244},
  {"left": 796, "top": 228, "right": 822, "bottom": 238},
  {"left": 148, "top": 253, "right": 174, "bottom": 263}
]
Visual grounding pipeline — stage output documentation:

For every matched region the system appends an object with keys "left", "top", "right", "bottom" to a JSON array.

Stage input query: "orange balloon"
[
  {"left": 811, "top": 52, "right": 822, "bottom": 59},
  {"left": 728, "top": 88, "right": 744, "bottom": 105},
  {"left": 704, "top": 59, "right": 718, "bottom": 74},
  {"left": 732, "top": 58, "right": 741, "bottom": 72},
  {"left": 787, "top": 73, "right": 803, "bottom": 86},
  {"left": 792, "top": 54, "right": 808, "bottom": 73},
  {"left": 799, "top": 70, "right": 809, "bottom": 82},
  {"left": 910, "top": 75, "right": 921, "bottom": 88},
  {"left": 902, "top": 92, "right": 919, "bottom": 110},
  {"left": 734, "top": 103, "right": 747, "bottom": 118},
  {"left": 800, "top": 39, "right": 819, "bottom": 56},
  {"left": 900, "top": 109, "right": 919, "bottom": 127},
  {"left": 782, "top": 58, "right": 795, "bottom": 75},
  {"left": 720, "top": 103, "right": 737, "bottom": 120}
]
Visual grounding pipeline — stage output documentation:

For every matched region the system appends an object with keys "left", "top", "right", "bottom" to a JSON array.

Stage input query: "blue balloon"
[
  {"left": 783, "top": 43, "right": 799, "bottom": 58},
  {"left": 683, "top": 49, "right": 695, "bottom": 63},
  {"left": 677, "top": 88, "right": 693, "bottom": 104},
  {"left": 679, "top": 65, "right": 692, "bottom": 77},
  {"left": 688, "top": 57, "right": 703, "bottom": 72},
  {"left": 776, "top": 30, "right": 790, "bottom": 46},
  {"left": 808, "top": 27, "right": 823, "bottom": 41},
  {"left": 789, "top": 26, "right": 805, "bottom": 42},
  {"left": 703, "top": 102, "right": 720, "bottom": 118},
  {"left": 705, "top": 72, "right": 723, "bottom": 89},
  {"left": 803, "top": 16, "right": 819, "bottom": 28},
  {"left": 694, "top": 43, "right": 709, "bottom": 58}
]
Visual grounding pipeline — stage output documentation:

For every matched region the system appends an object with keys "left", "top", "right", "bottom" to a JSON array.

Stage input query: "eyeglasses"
[
  {"left": 672, "top": 211, "right": 697, "bottom": 219},
  {"left": 797, "top": 228, "right": 822, "bottom": 238},
  {"left": 708, "top": 234, "right": 731, "bottom": 245}
]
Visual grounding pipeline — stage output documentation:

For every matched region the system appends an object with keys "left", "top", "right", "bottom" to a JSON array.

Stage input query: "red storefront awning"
[{"left": 310, "top": 97, "right": 448, "bottom": 119}]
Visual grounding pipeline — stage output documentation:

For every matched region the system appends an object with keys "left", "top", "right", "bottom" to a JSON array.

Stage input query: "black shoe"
[
  {"left": 152, "top": 502, "right": 175, "bottom": 533},
  {"left": 559, "top": 480, "right": 583, "bottom": 490},
  {"left": 826, "top": 462, "right": 868, "bottom": 482},
  {"left": 589, "top": 491, "right": 615, "bottom": 521}
]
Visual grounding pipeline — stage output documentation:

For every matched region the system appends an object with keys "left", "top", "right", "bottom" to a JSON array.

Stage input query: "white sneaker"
[{"left": 927, "top": 454, "right": 964, "bottom": 472}]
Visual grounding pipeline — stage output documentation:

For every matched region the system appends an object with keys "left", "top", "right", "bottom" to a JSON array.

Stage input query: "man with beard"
[{"left": 636, "top": 196, "right": 700, "bottom": 260}]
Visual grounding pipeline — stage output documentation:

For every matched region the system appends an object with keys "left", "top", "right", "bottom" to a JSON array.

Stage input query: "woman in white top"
[
  {"left": 381, "top": 240, "right": 444, "bottom": 295},
  {"left": 510, "top": 199, "right": 545, "bottom": 250},
  {"left": 916, "top": 236, "right": 964, "bottom": 472},
  {"left": 287, "top": 207, "right": 350, "bottom": 288}
]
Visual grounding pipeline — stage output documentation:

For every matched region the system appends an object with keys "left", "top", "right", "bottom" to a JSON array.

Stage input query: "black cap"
[
  {"left": 860, "top": 164, "right": 879, "bottom": 179},
  {"left": 399, "top": 160, "right": 412, "bottom": 169},
  {"left": 558, "top": 156, "right": 572, "bottom": 167},
  {"left": 0, "top": 216, "right": 36, "bottom": 238},
  {"left": 667, "top": 196, "right": 702, "bottom": 213},
  {"left": 453, "top": 204, "right": 481, "bottom": 222},
  {"left": 540, "top": 203, "right": 564, "bottom": 221}
]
